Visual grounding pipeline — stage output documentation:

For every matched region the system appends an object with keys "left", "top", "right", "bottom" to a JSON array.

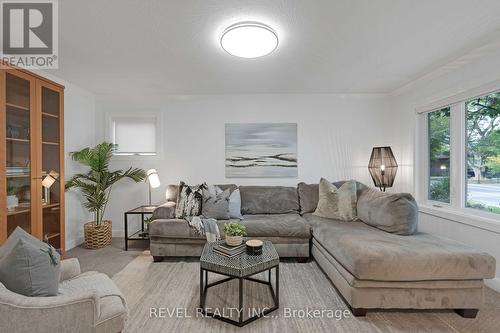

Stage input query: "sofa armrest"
[
  {"left": 60, "top": 258, "right": 81, "bottom": 282},
  {"left": 152, "top": 202, "right": 176, "bottom": 220},
  {"left": 0, "top": 282, "right": 99, "bottom": 333}
]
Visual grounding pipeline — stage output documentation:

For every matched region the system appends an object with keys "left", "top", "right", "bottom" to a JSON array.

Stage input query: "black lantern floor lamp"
[{"left": 368, "top": 146, "right": 398, "bottom": 192}]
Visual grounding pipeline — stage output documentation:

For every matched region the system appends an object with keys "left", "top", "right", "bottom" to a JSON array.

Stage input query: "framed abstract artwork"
[{"left": 225, "top": 123, "right": 298, "bottom": 178}]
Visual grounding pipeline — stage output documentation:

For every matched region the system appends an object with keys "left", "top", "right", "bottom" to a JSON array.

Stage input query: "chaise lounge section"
[{"left": 298, "top": 181, "right": 496, "bottom": 318}]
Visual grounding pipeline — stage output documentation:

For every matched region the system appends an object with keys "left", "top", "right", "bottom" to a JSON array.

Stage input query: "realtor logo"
[{"left": 1, "top": 0, "right": 58, "bottom": 69}]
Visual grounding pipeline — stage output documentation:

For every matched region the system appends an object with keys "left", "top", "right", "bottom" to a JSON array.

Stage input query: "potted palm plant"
[{"left": 65, "top": 142, "right": 146, "bottom": 249}]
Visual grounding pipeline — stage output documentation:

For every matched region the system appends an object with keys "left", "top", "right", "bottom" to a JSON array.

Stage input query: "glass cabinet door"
[
  {"left": 5, "top": 72, "right": 35, "bottom": 237},
  {"left": 41, "top": 84, "right": 62, "bottom": 250}
]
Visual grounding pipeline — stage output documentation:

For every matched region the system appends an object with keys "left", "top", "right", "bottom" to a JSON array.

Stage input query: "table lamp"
[
  {"left": 146, "top": 169, "right": 161, "bottom": 208},
  {"left": 42, "top": 170, "right": 59, "bottom": 204}
]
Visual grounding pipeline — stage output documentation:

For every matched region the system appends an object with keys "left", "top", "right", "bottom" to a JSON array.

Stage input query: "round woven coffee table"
[{"left": 199, "top": 240, "right": 279, "bottom": 327}]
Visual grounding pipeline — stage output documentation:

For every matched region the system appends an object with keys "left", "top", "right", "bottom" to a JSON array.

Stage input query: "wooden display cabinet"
[{"left": 0, "top": 63, "right": 65, "bottom": 254}]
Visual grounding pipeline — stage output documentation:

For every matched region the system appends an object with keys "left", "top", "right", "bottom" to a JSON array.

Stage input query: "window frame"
[
  {"left": 416, "top": 86, "right": 500, "bottom": 221},
  {"left": 426, "top": 106, "right": 452, "bottom": 204},
  {"left": 105, "top": 111, "right": 163, "bottom": 160}
]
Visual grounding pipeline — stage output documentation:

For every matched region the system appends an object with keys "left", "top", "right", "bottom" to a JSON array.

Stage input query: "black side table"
[
  {"left": 199, "top": 240, "right": 279, "bottom": 327},
  {"left": 124, "top": 205, "right": 156, "bottom": 250}
]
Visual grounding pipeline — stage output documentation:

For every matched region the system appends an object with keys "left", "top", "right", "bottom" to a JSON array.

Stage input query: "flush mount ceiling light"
[{"left": 220, "top": 22, "right": 278, "bottom": 58}]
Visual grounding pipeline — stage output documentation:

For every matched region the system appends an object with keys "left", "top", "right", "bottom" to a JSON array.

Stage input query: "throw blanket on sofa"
[{"left": 185, "top": 216, "right": 220, "bottom": 242}]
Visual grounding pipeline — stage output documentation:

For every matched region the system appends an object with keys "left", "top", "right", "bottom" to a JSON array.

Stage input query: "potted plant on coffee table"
[
  {"left": 65, "top": 142, "right": 146, "bottom": 249},
  {"left": 223, "top": 222, "right": 247, "bottom": 246}
]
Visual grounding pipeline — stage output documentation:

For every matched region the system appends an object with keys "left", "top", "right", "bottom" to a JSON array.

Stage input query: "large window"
[
  {"left": 428, "top": 108, "right": 450, "bottom": 203},
  {"left": 465, "top": 93, "right": 500, "bottom": 214},
  {"left": 421, "top": 90, "right": 500, "bottom": 217}
]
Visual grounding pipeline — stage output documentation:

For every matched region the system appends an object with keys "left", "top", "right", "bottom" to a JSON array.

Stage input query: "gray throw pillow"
[
  {"left": 357, "top": 186, "right": 418, "bottom": 235},
  {"left": 175, "top": 181, "right": 206, "bottom": 218},
  {"left": 313, "top": 178, "right": 357, "bottom": 221},
  {"left": 0, "top": 227, "right": 47, "bottom": 259},
  {"left": 0, "top": 238, "right": 60, "bottom": 297},
  {"left": 208, "top": 185, "right": 243, "bottom": 219},
  {"left": 202, "top": 188, "right": 231, "bottom": 219}
]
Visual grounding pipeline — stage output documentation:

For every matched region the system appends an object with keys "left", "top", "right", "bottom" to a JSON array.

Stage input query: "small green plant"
[
  {"left": 223, "top": 222, "right": 247, "bottom": 237},
  {"left": 7, "top": 183, "right": 16, "bottom": 196},
  {"left": 144, "top": 216, "right": 154, "bottom": 226}
]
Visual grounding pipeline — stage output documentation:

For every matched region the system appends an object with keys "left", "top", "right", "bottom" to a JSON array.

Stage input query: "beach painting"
[{"left": 225, "top": 123, "right": 298, "bottom": 178}]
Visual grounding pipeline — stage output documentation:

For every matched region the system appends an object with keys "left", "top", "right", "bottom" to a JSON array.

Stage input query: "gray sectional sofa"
[{"left": 149, "top": 181, "right": 495, "bottom": 317}]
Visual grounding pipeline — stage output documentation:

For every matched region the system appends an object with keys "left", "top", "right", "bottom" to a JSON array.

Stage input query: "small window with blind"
[{"left": 111, "top": 116, "right": 157, "bottom": 156}]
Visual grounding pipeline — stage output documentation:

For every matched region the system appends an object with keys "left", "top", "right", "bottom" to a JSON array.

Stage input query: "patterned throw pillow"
[
  {"left": 175, "top": 181, "right": 207, "bottom": 218},
  {"left": 313, "top": 178, "right": 358, "bottom": 221}
]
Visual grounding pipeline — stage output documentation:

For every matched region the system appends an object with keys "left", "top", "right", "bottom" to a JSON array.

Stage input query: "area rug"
[{"left": 112, "top": 251, "right": 500, "bottom": 333}]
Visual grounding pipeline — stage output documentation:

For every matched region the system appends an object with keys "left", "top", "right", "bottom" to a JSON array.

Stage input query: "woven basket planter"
[
  {"left": 84, "top": 220, "right": 112, "bottom": 249},
  {"left": 225, "top": 235, "right": 243, "bottom": 247}
]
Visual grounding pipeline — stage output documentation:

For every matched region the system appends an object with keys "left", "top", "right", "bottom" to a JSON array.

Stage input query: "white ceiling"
[{"left": 54, "top": 0, "right": 500, "bottom": 95}]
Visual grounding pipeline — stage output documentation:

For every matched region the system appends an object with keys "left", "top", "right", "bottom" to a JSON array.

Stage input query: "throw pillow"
[
  {"left": 208, "top": 185, "right": 243, "bottom": 219},
  {"left": 0, "top": 226, "right": 48, "bottom": 259},
  {"left": 0, "top": 238, "right": 60, "bottom": 297},
  {"left": 175, "top": 181, "right": 207, "bottom": 218},
  {"left": 202, "top": 188, "right": 231, "bottom": 219},
  {"left": 313, "top": 178, "right": 357, "bottom": 221}
]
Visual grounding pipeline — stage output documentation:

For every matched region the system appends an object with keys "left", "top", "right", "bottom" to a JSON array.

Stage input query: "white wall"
[
  {"left": 389, "top": 38, "right": 500, "bottom": 283},
  {"left": 95, "top": 94, "right": 392, "bottom": 237},
  {"left": 37, "top": 71, "right": 97, "bottom": 250}
]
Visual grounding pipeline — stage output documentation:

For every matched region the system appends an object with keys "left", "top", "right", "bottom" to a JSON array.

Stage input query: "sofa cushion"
[
  {"left": 240, "top": 186, "right": 299, "bottom": 214},
  {"left": 240, "top": 214, "right": 310, "bottom": 238},
  {"left": 165, "top": 184, "right": 179, "bottom": 202},
  {"left": 298, "top": 181, "right": 368, "bottom": 214},
  {"left": 314, "top": 178, "right": 357, "bottom": 221},
  {"left": 357, "top": 186, "right": 418, "bottom": 235},
  {"left": 150, "top": 219, "right": 206, "bottom": 239},
  {"left": 150, "top": 214, "right": 310, "bottom": 239},
  {"left": 304, "top": 213, "right": 495, "bottom": 281}
]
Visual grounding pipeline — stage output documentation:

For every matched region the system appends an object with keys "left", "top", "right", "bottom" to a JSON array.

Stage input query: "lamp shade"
[
  {"left": 146, "top": 169, "right": 161, "bottom": 189},
  {"left": 41, "top": 171, "right": 59, "bottom": 188},
  {"left": 368, "top": 146, "right": 398, "bottom": 191}
]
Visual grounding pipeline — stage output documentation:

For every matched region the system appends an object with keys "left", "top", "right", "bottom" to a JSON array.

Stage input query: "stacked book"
[
  {"left": 213, "top": 243, "right": 246, "bottom": 258},
  {"left": 6, "top": 166, "right": 30, "bottom": 176}
]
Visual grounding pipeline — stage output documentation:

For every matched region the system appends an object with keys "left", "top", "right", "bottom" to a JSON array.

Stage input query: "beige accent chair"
[{"left": 0, "top": 258, "right": 127, "bottom": 333}]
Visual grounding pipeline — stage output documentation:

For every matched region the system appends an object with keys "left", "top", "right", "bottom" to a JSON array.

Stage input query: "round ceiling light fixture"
[{"left": 220, "top": 22, "right": 278, "bottom": 58}]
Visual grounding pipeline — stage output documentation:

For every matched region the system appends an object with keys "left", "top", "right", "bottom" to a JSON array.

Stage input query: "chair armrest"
[
  {"left": 152, "top": 202, "right": 176, "bottom": 220},
  {"left": 0, "top": 282, "right": 99, "bottom": 333},
  {"left": 60, "top": 258, "right": 81, "bottom": 282}
]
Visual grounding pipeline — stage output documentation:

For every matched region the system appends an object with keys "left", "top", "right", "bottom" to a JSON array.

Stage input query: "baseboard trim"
[
  {"left": 65, "top": 230, "right": 125, "bottom": 251},
  {"left": 65, "top": 237, "right": 83, "bottom": 251},
  {"left": 485, "top": 278, "right": 500, "bottom": 293}
]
